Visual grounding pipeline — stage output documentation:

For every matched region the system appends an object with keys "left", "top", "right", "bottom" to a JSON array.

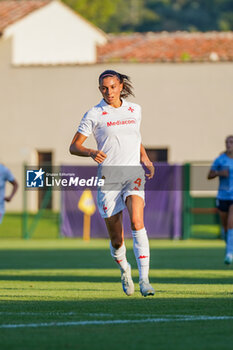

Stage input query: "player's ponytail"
[{"left": 99, "top": 70, "right": 134, "bottom": 98}]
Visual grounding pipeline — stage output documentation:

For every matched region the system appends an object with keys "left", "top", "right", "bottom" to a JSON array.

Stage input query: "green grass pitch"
[{"left": 0, "top": 238, "right": 233, "bottom": 350}]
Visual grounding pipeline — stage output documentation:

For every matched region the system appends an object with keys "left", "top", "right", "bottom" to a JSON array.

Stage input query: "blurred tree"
[
  {"left": 62, "top": 0, "right": 233, "bottom": 32},
  {"left": 63, "top": 0, "right": 118, "bottom": 30},
  {"left": 62, "top": 0, "right": 158, "bottom": 32},
  {"left": 107, "top": 0, "right": 159, "bottom": 32}
]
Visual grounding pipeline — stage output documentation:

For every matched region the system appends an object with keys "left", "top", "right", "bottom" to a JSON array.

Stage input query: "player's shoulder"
[
  {"left": 82, "top": 105, "right": 100, "bottom": 120},
  {"left": 0, "top": 164, "right": 11, "bottom": 179},
  {"left": 214, "top": 153, "right": 228, "bottom": 163},
  {"left": 84, "top": 100, "right": 106, "bottom": 118},
  {"left": 0, "top": 163, "right": 7, "bottom": 173},
  {"left": 221, "top": 152, "right": 233, "bottom": 163},
  {"left": 218, "top": 152, "right": 227, "bottom": 160}
]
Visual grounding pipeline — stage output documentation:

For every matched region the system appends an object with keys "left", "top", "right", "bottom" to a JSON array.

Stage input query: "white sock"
[
  {"left": 132, "top": 228, "right": 150, "bottom": 282},
  {"left": 110, "top": 241, "right": 128, "bottom": 272}
]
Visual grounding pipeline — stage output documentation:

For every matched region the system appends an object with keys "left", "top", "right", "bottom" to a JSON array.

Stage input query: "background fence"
[{"left": 0, "top": 163, "right": 221, "bottom": 240}]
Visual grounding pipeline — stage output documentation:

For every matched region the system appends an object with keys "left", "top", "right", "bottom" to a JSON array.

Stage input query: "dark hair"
[{"left": 99, "top": 70, "right": 134, "bottom": 98}]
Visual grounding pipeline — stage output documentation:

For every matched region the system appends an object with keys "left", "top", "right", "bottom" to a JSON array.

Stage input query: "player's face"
[
  {"left": 226, "top": 137, "right": 233, "bottom": 152},
  {"left": 99, "top": 76, "right": 123, "bottom": 107}
]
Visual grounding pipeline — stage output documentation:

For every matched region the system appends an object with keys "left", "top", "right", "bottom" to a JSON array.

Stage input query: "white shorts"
[{"left": 97, "top": 168, "right": 145, "bottom": 218}]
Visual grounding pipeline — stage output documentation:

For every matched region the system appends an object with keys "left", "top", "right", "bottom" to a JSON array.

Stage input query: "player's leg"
[
  {"left": 105, "top": 211, "right": 127, "bottom": 272},
  {"left": 105, "top": 212, "right": 134, "bottom": 296},
  {"left": 218, "top": 209, "right": 228, "bottom": 242},
  {"left": 225, "top": 204, "right": 233, "bottom": 264},
  {"left": 125, "top": 195, "right": 154, "bottom": 296},
  {"left": 217, "top": 199, "right": 232, "bottom": 264},
  {"left": 217, "top": 199, "right": 229, "bottom": 263},
  {"left": 97, "top": 187, "right": 134, "bottom": 296}
]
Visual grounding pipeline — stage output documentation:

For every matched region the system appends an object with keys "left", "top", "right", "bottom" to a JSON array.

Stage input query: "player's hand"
[
  {"left": 144, "top": 161, "right": 155, "bottom": 179},
  {"left": 90, "top": 150, "right": 107, "bottom": 164},
  {"left": 4, "top": 196, "right": 11, "bottom": 202}
]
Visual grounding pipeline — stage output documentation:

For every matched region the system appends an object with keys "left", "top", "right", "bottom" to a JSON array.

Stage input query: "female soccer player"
[
  {"left": 70, "top": 70, "right": 155, "bottom": 296},
  {"left": 208, "top": 135, "right": 233, "bottom": 264}
]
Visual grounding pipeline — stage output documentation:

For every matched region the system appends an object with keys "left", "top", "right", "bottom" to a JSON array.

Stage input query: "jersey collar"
[{"left": 100, "top": 98, "right": 128, "bottom": 109}]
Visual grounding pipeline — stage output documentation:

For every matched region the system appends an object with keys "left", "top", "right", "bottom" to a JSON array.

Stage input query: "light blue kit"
[
  {"left": 211, "top": 153, "right": 233, "bottom": 200},
  {"left": 0, "top": 164, "right": 14, "bottom": 223}
]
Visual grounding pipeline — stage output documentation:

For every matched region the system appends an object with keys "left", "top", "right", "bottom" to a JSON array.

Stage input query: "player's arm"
[
  {"left": 140, "top": 144, "right": 155, "bottom": 179},
  {"left": 4, "top": 179, "right": 18, "bottom": 202},
  {"left": 69, "top": 132, "right": 107, "bottom": 164},
  {"left": 207, "top": 169, "right": 229, "bottom": 179}
]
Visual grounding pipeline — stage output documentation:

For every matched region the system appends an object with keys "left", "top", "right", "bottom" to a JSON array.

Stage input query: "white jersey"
[{"left": 78, "top": 99, "right": 142, "bottom": 166}]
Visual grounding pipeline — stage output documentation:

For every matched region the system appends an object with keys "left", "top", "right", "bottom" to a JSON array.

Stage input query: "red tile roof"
[
  {"left": 0, "top": 0, "right": 51, "bottom": 33},
  {"left": 97, "top": 32, "right": 233, "bottom": 63}
]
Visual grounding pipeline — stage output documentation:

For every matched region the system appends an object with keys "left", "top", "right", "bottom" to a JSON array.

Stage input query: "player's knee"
[
  {"left": 131, "top": 218, "right": 144, "bottom": 231},
  {"left": 111, "top": 237, "right": 123, "bottom": 250}
]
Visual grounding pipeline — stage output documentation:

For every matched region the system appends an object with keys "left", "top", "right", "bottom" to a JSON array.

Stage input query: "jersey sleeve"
[
  {"left": 4, "top": 166, "right": 14, "bottom": 182},
  {"left": 78, "top": 110, "right": 97, "bottom": 137},
  {"left": 211, "top": 156, "right": 222, "bottom": 171}
]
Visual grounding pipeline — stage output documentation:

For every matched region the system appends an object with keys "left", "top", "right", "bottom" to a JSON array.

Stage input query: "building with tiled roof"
[
  {"left": 0, "top": 0, "right": 50, "bottom": 33},
  {"left": 0, "top": 0, "right": 107, "bottom": 65},
  {"left": 98, "top": 32, "right": 233, "bottom": 63}
]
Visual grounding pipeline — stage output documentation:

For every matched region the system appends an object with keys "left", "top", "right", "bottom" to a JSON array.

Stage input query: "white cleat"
[
  {"left": 139, "top": 279, "right": 155, "bottom": 297},
  {"left": 121, "top": 263, "right": 134, "bottom": 296}
]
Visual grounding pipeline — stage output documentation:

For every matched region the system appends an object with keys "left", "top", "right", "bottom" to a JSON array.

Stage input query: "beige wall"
[{"left": 1, "top": 37, "right": 233, "bottom": 210}]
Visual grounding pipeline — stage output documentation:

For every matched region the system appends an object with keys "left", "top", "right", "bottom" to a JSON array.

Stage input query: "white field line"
[
  {"left": 1, "top": 312, "right": 231, "bottom": 319},
  {"left": 1, "top": 316, "right": 233, "bottom": 329}
]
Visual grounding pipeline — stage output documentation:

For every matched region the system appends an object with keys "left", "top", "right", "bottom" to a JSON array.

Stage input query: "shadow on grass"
[
  {"left": 0, "top": 248, "right": 229, "bottom": 270},
  {"left": 0, "top": 275, "right": 232, "bottom": 285}
]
